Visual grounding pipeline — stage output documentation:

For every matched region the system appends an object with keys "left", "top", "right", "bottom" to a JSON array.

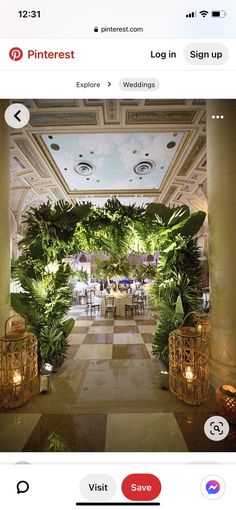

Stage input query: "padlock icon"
[{"left": 94, "top": 26, "right": 99, "bottom": 33}]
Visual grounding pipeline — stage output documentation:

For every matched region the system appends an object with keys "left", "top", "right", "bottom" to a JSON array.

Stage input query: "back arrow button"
[
  {"left": 14, "top": 110, "right": 22, "bottom": 122},
  {"left": 4, "top": 103, "right": 30, "bottom": 129}
]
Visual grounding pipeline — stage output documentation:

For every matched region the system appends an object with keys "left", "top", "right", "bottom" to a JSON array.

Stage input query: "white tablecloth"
[{"left": 99, "top": 294, "right": 132, "bottom": 317}]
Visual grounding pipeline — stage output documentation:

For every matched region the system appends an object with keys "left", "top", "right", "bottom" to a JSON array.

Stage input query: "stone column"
[
  {"left": 207, "top": 100, "right": 236, "bottom": 386},
  {"left": 0, "top": 101, "right": 10, "bottom": 335}
]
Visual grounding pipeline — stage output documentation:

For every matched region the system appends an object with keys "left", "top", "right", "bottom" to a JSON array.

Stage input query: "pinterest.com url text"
[{"left": 95, "top": 26, "right": 144, "bottom": 33}]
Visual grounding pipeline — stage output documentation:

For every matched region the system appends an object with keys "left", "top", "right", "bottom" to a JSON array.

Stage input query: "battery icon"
[{"left": 211, "top": 10, "right": 227, "bottom": 17}]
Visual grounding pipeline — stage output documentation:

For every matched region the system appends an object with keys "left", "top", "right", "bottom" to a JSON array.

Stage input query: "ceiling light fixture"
[
  {"left": 167, "top": 141, "right": 176, "bottom": 149},
  {"left": 50, "top": 143, "right": 60, "bottom": 151},
  {"left": 74, "top": 161, "right": 94, "bottom": 176},
  {"left": 133, "top": 160, "right": 155, "bottom": 175}
]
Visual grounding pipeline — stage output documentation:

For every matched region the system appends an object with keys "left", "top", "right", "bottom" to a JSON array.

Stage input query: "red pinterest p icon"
[
  {"left": 122, "top": 473, "right": 161, "bottom": 501},
  {"left": 9, "top": 47, "right": 23, "bottom": 61}
]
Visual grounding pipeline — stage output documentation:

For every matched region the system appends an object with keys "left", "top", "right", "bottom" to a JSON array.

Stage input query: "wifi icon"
[{"left": 199, "top": 10, "right": 209, "bottom": 17}]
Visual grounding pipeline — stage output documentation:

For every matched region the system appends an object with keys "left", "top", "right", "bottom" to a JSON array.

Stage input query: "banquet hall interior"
[{"left": 0, "top": 98, "right": 236, "bottom": 452}]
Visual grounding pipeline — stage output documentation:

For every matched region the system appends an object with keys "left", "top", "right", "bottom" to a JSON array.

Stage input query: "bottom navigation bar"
[{"left": 0, "top": 463, "right": 233, "bottom": 509}]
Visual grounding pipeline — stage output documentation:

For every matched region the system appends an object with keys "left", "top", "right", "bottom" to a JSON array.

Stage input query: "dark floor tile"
[
  {"left": 174, "top": 412, "right": 236, "bottom": 452},
  {"left": 114, "top": 326, "right": 139, "bottom": 334},
  {"left": 136, "top": 320, "right": 157, "bottom": 325},
  {"left": 113, "top": 344, "right": 149, "bottom": 360},
  {"left": 66, "top": 345, "right": 80, "bottom": 359},
  {"left": 72, "top": 326, "right": 89, "bottom": 334},
  {"left": 83, "top": 334, "right": 114, "bottom": 344},
  {"left": 93, "top": 320, "right": 114, "bottom": 326},
  {"left": 141, "top": 333, "right": 154, "bottom": 344},
  {"left": 23, "top": 414, "right": 107, "bottom": 452},
  {"left": 76, "top": 316, "right": 93, "bottom": 321}
]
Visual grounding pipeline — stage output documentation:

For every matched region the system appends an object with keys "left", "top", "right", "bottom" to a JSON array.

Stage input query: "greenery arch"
[{"left": 11, "top": 197, "right": 206, "bottom": 367}]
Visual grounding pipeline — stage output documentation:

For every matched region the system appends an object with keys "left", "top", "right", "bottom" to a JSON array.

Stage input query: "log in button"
[{"left": 119, "top": 79, "right": 159, "bottom": 91}]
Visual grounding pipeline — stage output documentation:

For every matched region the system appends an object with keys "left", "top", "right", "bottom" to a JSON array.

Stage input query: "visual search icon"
[{"left": 204, "top": 416, "right": 229, "bottom": 441}]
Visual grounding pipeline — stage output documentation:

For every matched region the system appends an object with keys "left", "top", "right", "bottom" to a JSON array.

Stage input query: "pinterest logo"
[{"left": 9, "top": 47, "right": 23, "bottom": 61}]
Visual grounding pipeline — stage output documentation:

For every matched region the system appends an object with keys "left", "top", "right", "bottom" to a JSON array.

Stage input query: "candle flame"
[
  {"left": 185, "top": 366, "right": 194, "bottom": 382},
  {"left": 13, "top": 371, "right": 22, "bottom": 386},
  {"left": 223, "top": 385, "right": 236, "bottom": 394}
]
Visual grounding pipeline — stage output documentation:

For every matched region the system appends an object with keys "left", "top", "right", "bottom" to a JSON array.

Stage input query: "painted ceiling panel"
[{"left": 42, "top": 132, "right": 183, "bottom": 191}]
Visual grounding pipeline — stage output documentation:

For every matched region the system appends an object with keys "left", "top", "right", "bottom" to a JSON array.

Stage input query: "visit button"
[{"left": 121, "top": 473, "right": 161, "bottom": 501}]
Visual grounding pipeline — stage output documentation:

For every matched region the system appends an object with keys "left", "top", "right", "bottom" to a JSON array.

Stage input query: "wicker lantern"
[
  {"left": 169, "top": 312, "right": 209, "bottom": 405},
  {"left": 195, "top": 313, "right": 211, "bottom": 341},
  {"left": 0, "top": 315, "right": 39, "bottom": 409},
  {"left": 216, "top": 385, "right": 236, "bottom": 425}
]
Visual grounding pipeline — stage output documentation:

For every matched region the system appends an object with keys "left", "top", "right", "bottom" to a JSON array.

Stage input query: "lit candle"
[
  {"left": 223, "top": 385, "right": 236, "bottom": 394},
  {"left": 13, "top": 371, "right": 22, "bottom": 386},
  {"left": 185, "top": 366, "right": 194, "bottom": 383},
  {"left": 197, "top": 324, "right": 202, "bottom": 333}
]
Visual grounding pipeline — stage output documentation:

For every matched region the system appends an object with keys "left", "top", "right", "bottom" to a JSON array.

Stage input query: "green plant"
[
  {"left": 94, "top": 256, "right": 132, "bottom": 282},
  {"left": 74, "top": 197, "right": 146, "bottom": 257},
  {"left": 47, "top": 433, "right": 70, "bottom": 452},
  {"left": 134, "top": 263, "right": 157, "bottom": 282},
  {"left": 75, "top": 267, "right": 88, "bottom": 282},
  {"left": 152, "top": 299, "right": 183, "bottom": 366},
  {"left": 11, "top": 264, "right": 75, "bottom": 364},
  {"left": 147, "top": 204, "right": 206, "bottom": 363},
  {"left": 20, "top": 200, "right": 92, "bottom": 260},
  {"left": 11, "top": 198, "right": 206, "bottom": 370},
  {"left": 39, "top": 318, "right": 74, "bottom": 365},
  {"left": 11, "top": 201, "right": 92, "bottom": 367}
]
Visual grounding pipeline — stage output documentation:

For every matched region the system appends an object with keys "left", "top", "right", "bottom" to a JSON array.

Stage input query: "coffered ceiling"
[{"left": 8, "top": 99, "right": 207, "bottom": 232}]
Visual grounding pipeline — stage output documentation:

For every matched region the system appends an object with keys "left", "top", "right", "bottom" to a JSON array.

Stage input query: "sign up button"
[
  {"left": 119, "top": 78, "right": 159, "bottom": 91},
  {"left": 184, "top": 43, "right": 228, "bottom": 65}
]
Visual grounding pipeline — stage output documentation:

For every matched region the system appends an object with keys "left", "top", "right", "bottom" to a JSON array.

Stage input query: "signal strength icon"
[
  {"left": 186, "top": 11, "right": 197, "bottom": 18},
  {"left": 199, "top": 10, "right": 209, "bottom": 17}
]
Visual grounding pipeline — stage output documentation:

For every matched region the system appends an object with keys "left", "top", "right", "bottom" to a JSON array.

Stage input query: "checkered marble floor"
[
  {"left": 67, "top": 310, "right": 157, "bottom": 362},
  {"left": 0, "top": 305, "right": 230, "bottom": 453}
]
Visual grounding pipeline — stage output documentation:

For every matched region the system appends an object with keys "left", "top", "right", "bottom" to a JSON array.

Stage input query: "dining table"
[{"left": 97, "top": 293, "right": 132, "bottom": 317}]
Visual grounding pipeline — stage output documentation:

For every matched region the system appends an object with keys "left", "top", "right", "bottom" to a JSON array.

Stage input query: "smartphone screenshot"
[{"left": 0, "top": 1, "right": 235, "bottom": 508}]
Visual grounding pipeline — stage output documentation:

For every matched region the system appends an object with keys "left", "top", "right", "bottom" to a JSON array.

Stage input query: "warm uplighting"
[
  {"left": 44, "top": 261, "right": 59, "bottom": 274},
  {"left": 44, "top": 363, "right": 53, "bottom": 373},
  {"left": 160, "top": 370, "right": 169, "bottom": 389},
  {"left": 185, "top": 366, "right": 194, "bottom": 383}
]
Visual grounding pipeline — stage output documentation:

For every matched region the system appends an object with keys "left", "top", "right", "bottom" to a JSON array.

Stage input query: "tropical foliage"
[
  {"left": 11, "top": 200, "right": 91, "bottom": 366},
  {"left": 75, "top": 267, "right": 88, "bottom": 282},
  {"left": 11, "top": 198, "right": 206, "bottom": 368},
  {"left": 73, "top": 197, "right": 146, "bottom": 256},
  {"left": 134, "top": 263, "right": 157, "bottom": 282},
  {"left": 147, "top": 203, "right": 206, "bottom": 364},
  {"left": 94, "top": 256, "right": 132, "bottom": 282}
]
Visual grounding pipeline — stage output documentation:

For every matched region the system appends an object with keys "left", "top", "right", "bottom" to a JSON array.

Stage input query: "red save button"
[{"left": 122, "top": 473, "right": 161, "bottom": 501}]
